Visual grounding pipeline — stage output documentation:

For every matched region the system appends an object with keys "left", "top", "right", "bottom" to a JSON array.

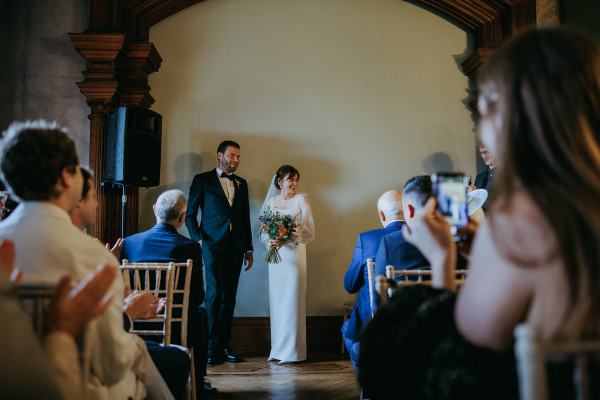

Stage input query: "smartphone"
[{"left": 431, "top": 172, "right": 469, "bottom": 239}]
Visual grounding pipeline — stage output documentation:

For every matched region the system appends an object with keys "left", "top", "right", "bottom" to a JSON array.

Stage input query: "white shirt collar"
[
  {"left": 383, "top": 218, "right": 404, "bottom": 228},
  {"left": 216, "top": 166, "right": 231, "bottom": 177},
  {"left": 16, "top": 201, "right": 72, "bottom": 223}
]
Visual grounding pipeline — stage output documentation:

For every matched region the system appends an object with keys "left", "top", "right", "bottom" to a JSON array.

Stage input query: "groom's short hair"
[{"left": 217, "top": 140, "right": 240, "bottom": 154}]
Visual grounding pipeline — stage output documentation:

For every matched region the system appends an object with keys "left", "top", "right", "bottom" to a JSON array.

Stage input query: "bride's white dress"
[{"left": 260, "top": 193, "right": 315, "bottom": 363}]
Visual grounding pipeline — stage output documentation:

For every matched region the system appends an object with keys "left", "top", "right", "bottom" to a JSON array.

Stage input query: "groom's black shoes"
[
  {"left": 224, "top": 348, "right": 244, "bottom": 363},
  {"left": 207, "top": 351, "right": 224, "bottom": 366}
]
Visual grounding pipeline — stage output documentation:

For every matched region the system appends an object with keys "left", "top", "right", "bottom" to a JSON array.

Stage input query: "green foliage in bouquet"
[{"left": 258, "top": 207, "right": 300, "bottom": 263}]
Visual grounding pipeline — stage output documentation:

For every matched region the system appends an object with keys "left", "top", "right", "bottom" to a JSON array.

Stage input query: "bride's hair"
[{"left": 274, "top": 165, "right": 300, "bottom": 190}]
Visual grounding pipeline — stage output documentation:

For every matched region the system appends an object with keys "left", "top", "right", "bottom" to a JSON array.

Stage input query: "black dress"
[{"left": 358, "top": 285, "right": 518, "bottom": 400}]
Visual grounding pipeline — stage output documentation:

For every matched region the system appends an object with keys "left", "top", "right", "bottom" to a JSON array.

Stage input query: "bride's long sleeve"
[
  {"left": 298, "top": 194, "right": 315, "bottom": 245},
  {"left": 258, "top": 198, "right": 271, "bottom": 247}
]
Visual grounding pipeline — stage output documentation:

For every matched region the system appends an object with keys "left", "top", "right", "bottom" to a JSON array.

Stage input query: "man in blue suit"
[
  {"left": 374, "top": 176, "right": 431, "bottom": 280},
  {"left": 342, "top": 190, "right": 405, "bottom": 372},
  {"left": 121, "top": 189, "right": 213, "bottom": 396},
  {"left": 185, "top": 140, "right": 253, "bottom": 365},
  {"left": 375, "top": 175, "right": 468, "bottom": 282}
]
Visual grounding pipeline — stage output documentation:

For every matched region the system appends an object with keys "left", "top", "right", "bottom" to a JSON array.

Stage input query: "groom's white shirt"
[
  {"left": 0, "top": 202, "right": 173, "bottom": 400},
  {"left": 216, "top": 166, "right": 235, "bottom": 206}
]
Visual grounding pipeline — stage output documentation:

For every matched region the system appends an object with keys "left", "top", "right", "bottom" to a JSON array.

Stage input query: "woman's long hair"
[{"left": 479, "top": 27, "right": 600, "bottom": 339}]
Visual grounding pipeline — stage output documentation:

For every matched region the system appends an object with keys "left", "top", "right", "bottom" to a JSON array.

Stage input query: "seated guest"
[
  {"left": 474, "top": 143, "right": 496, "bottom": 211},
  {"left": 374, "top": 176, "right": 431, "bottom": 279},
  {"left": 361, "top": 27, "right": 600, "bottom": 399},
  {"left": 120, "top": 189, "right": 213, "bottom": 396},
  {"left": 342, "top": 190, "right": 404, "bottom": 372},
  {"left": 0, "top": 239, "right": 117, "bottom": 400},
  {"left": 123, "top": 291, "right": 191, "bottom": 400},
  {"left": 70, "top": 169, "right": 191, "bottom": 400},
  {"left": 474, "top": 143, "right": 496, "bottom": 191},
  {"left": 0, "top": 121, "right": 172, "bottom": 399}
]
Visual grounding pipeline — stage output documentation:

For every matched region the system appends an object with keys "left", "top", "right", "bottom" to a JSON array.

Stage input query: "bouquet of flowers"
[{"left": 258, "top": 207, "right": 300, "bottom": 264}]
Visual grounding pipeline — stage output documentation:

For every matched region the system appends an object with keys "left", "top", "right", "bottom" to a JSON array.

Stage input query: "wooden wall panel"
[{"left": 230, "top": 316, "right": 344, "bottom": 357}]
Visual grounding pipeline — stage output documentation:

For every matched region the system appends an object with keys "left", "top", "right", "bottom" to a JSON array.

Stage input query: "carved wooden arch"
[{"left": 71, "top": 0, "right": 536, "bottom": 243}]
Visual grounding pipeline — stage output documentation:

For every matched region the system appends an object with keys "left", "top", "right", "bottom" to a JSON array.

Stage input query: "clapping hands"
[
  {"left": 46, "top": 264, "right": 117, "bottom": 336},
  {"left": 1, "top": 239, "right": 117, "bottom": 337},
  {"left": 123, "top": 290, "right": 165, "bottom": 320},
  {"left": 106, "top": 238, "right": 124, "bottom": 259}
]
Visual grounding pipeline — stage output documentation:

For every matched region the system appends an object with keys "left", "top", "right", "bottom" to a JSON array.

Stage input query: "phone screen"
[{"left": 431, "top": 173, "right": 468, "bottom": 235}]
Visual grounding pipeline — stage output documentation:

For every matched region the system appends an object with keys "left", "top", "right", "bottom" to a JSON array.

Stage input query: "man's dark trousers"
[{"left": 203, "top": 234, "right": 244, "bottom": 353}]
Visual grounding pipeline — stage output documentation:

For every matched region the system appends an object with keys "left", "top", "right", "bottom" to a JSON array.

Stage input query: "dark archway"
[{"left": 71, "top": 0, "right": 535, "bottom": 243}]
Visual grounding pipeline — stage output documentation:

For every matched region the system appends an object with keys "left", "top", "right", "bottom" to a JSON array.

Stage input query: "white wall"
[{"left": 145, "top": 0, "right": 475, "bottom": 316}]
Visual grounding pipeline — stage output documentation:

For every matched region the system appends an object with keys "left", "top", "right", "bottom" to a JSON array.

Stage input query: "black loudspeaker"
[{"left": 104, "top": 106, "right": 162, "bottom": 187}]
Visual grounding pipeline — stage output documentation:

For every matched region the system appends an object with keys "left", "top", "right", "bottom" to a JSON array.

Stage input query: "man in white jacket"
[{"left": 0, "top": 120, "right": 172, "bottom": 399}]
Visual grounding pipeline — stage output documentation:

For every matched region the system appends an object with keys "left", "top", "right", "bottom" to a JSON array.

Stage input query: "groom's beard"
[{"left": 220, "top": 160, "right": 238, "bottom": 174}]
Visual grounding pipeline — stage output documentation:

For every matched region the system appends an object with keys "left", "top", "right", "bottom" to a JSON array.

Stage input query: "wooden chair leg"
[{"left": 188, "top": 351, "right": 196, "bottom": 400}]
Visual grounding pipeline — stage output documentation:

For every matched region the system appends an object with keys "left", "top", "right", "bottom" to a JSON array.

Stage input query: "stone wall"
[{"left": 0, "top": 1, "right": 90, "bottom": 165}]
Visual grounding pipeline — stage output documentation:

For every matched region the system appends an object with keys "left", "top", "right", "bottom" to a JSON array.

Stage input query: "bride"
[{"left": 259, "top": 165, "right": 315, "bottom": 363}]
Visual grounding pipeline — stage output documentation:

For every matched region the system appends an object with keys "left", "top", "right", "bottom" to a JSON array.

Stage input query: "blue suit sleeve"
[
  {"left": 374, "top": 237, "right": 388, "bottom": 278},
  {"left": 185, "top": 175, "right": 204, "bottom": 242},
  {"left": 344, "top": 234, "right": 364, "bottom": 293}
]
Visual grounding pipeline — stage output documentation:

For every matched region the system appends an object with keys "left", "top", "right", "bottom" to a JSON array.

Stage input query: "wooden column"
[
  {"left": 70, "top": 31, "right": 162, "bottom": 241},
  {"left": 461, "top": 47, "right": 496, "bottom": 112},
  {"left": 70, "top": 33, "right": 125, "bottom": 243}
]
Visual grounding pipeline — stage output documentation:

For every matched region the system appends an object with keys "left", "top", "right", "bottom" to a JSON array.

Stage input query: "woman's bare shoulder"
[{"left": 490, "top": 191, "right": 556, "bottom": 265}]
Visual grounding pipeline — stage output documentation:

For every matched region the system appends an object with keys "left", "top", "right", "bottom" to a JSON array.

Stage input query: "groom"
[{"left": 186, "top": 140, "right": 254, "bottom": 365}]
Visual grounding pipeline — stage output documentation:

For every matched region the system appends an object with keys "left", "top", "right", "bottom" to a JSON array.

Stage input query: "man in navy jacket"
[
  {"left": 375, "top": 175, "right": 467, "bottom": 282},
  {"left": 374, "top": 176, "right": 431, "bottom": 279},
  {"left": 342, "top": 190, "right": 404, "bottom": 372},
  {"left": 185, "top": 140, "right": 253, "bottom": 364},
  {"left": 121, "top": 189, "right": 212, "bottom": 396}
]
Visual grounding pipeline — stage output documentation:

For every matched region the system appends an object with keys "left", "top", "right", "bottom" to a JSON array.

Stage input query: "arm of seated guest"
[
  {"left": 455, "top": 194, "right": 548, "bottom": 351},
  {"left": 44, "top": 264, "right": 117, "bottom": 400},
  {"left": 403, "top": 195, "right": 540, "bottom": 351},
  {"left": 0, "top": 239, "right": 117, "bottom": 400},
  {"left": 402, "top": 198, "right": 457, "bottom": 291}
]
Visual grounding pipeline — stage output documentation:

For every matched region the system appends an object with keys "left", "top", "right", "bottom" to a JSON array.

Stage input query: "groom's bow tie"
[{"left": 220, "top": 173, "right": 236, "bottom": 181}]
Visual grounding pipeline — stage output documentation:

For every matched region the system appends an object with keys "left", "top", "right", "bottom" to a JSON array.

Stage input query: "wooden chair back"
[
  {"left": 374, "top": 267, "right": 469, "bottom": 304},
  {"left": 515, "top": 324, "right": 600, "bottom": 400},
  {"left": 120, "top": 259, "right": 193, "bottom": 346},
  {"left": 15, "top": 284, "right": 55, "bottom": 338}
]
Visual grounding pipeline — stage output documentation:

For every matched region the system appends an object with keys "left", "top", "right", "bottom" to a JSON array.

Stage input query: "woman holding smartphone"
[{"left": 360, "top": 27, "right": 600, "bottom": 399}]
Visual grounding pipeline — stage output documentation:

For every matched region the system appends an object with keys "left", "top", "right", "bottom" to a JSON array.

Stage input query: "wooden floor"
[{"left": 206, "top": 356, "right": 360, "bottom": 400}]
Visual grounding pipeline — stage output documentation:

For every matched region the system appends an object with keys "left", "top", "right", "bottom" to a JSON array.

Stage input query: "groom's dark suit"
[{"left": 186, "top": 168, "right": 253, "bottom": 355}]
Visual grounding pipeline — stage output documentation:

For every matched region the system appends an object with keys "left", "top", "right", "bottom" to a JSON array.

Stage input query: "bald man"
[
  {"left": 342, "top": 190, "right": 405, "bottom": 372},
  {"left": 374, "top": 176, "right": 431, "bottom": 280}
]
